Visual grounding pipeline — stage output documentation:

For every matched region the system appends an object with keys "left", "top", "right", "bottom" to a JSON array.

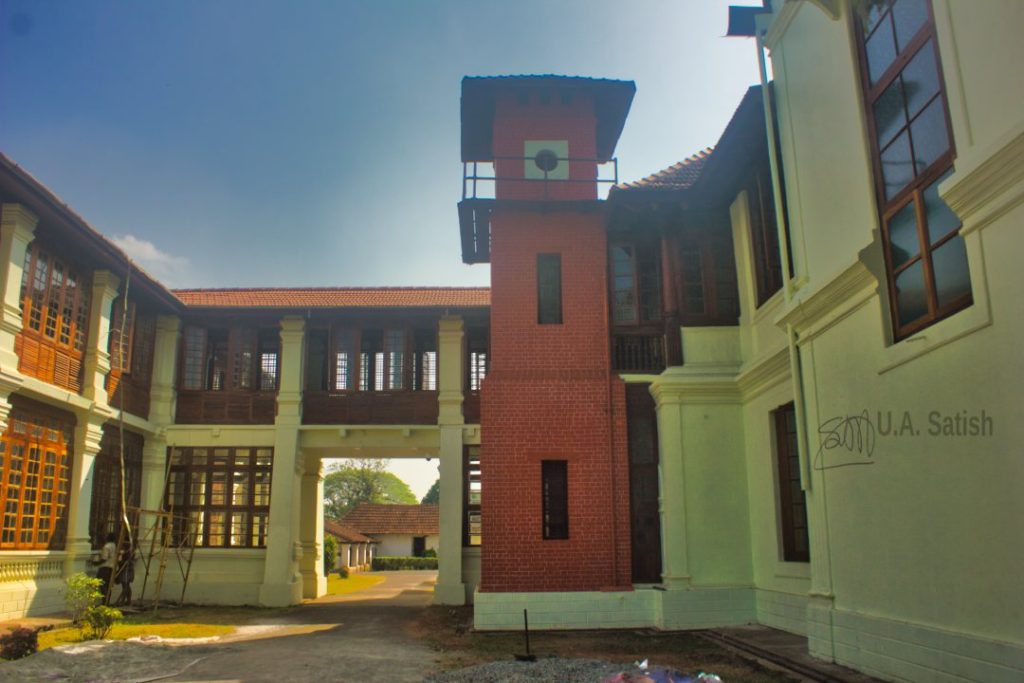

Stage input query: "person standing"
[
  {"left": 115, "top": 544, "right": 136, "bottom": 606},
  {"left": 95, "top": 533, "right": 117, "bottom": 604}
]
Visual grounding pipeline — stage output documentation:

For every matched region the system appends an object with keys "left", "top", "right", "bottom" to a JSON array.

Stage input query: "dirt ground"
[
  {"left": 414, "top": 605, "right": 796, "bottom": 682},
  {"left": 0, "top": 572, "right": 802, "bottom": 682}
]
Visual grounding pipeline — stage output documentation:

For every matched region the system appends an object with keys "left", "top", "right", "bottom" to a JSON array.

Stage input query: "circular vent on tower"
[{"left": 534, "top": 149, "right": 560, "bottom": 173}]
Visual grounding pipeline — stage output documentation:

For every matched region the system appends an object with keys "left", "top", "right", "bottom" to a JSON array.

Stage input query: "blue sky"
[{"left": 1, "top": 0, "right": 762, "bottom": 290}]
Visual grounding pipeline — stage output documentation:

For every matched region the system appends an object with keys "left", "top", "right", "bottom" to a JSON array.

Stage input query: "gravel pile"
[{"left": 425, "top": 657, "right": 639, "bottom": 682}]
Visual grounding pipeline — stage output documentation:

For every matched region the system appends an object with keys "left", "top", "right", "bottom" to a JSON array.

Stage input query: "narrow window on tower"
[
  {"left": 537, "top": 254, "right": 563, "bottom": 325},
  {"left": 541, "top": 460, "right": 568, "bottom": 540}
]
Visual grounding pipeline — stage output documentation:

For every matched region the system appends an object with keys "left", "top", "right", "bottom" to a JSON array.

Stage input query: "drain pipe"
[{"left": 755, "top": 25, "right": 795, "bottom": 302}]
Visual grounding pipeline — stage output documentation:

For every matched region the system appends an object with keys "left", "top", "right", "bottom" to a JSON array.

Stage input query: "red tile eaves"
[
  {"left": 612, "top": 147, "right": 714, "bottom": 193},
  {"left": 172, "top": 287, "right": 490, "bottom": 309}
]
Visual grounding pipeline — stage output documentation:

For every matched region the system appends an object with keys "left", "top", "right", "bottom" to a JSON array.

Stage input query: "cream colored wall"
[
  {"left": 768, "top": 6, "right": 879, "bottom": 288},
  {"left": 759, "top": 1, "right": 1024, "bottom": 677},
  {"left": 939, "top": 1, "right": 1024, "bottom": 158}
]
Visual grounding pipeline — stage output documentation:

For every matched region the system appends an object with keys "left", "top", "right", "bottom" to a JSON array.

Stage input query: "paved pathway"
[{"left": 1, "top": 571, "right": 441, "bottom": 683}]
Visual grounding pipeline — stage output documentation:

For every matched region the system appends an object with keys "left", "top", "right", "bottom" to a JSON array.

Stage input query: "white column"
[
  {"left": 650, "top": 376, "right": 691, "bottom": 588},
  {"left": 260, "top": 316, "right": 305, "bottom": 606},
  {"left": 147, "top": 315, "right": 180, "bottom": 425},
  {"left": 796, "top": 339, "right": 837, "bottom": 660},
  {"left": 0, "top": 204, "right": 37, "bottom": 376},
  {"left": 64, "top": 417, "right": 105, "bottom": 576},
  {"left": 140, "top": 435, "right": 168, "bottom": 512},
  {"left": 435, "top": 425, "right": 466, "bottom": 604},
  {"left": 81, "top": 271, "right": 120, "bottom": 407},
  {"left": 299, "top": 451, "right": 326, "bottom": 598},
  {"left": 434, "top": 316, "right": 466, "bottom": 604},
  {"left": 437, "top": 316, "right": 465, "bottom": 426}
]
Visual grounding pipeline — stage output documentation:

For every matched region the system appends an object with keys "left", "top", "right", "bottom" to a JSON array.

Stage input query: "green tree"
[
  {"left": 421, "top": 478, "right": 440, "bottom": 504},
  {"left": 323, "top": 459, "right": 417, "bottom": 519}
]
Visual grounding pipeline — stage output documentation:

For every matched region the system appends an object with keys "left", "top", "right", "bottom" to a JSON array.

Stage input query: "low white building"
[
  {"left": 339, "top": 503, "right": 438, "bottom": 558},
  {"left": 323, "top": 520, "right": 376, "bottom": 572}
]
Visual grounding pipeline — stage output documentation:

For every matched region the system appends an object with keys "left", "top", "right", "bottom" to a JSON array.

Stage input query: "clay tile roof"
[
  {"left": 612, "top": 148, "right": 714, "bottom": 193},
  {"left": 171, "top": 287, "right": 490, "bottom": 309},
  {"left": 323, "top": 520, "right": 377, "bottom": 544},
  {"left": 339, "top": 503, "right": 439, "bottom": 536}
]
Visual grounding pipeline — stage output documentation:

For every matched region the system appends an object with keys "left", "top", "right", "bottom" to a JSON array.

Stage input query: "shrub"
[
  {"left": 371, "top": 556, "right": 438, "bottom": 570},
  {"left": 423, "top": 548, "right": 437, "bottom": 558},
  {"left": 323, "top": 535, "right": 338, "bottom": 574},
  {"left": 0, "top": 627, "right": 38, "bottom": 660},
  {"left": 337, "top": 566, "right": 349, "bottom": 579},
  {"left": 82, "top": 605, "right": 122, "bottom": 640},
  {"left": 64, "top": 573, "right": 102, "bottom": 624}
]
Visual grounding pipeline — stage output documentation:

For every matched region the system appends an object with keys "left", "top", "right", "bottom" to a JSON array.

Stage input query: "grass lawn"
[
  {"left": 413, "top": 606, "right": 798, "bottom": 683},
  {"left": 35, "top": 605, "right": 290, "bottom": 652},
  {"left": 325, "top": 572, "right": 385, "bottom": 596}
]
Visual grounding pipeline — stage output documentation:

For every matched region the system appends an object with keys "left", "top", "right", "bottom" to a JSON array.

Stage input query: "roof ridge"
[{"left": 170, "top": 286, "right": 490, "bottom": 293}]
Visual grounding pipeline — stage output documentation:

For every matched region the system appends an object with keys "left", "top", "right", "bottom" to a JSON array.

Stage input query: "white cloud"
[{"left": 111, "top": 234, "right": 191, "bottom": 287}]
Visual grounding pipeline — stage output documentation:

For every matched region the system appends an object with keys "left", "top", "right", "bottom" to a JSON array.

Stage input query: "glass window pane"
[
  {"left": 230, "top": 512, "right": 249, "bottom": 546},
  {"left": 210, "top": 471, "right": 227, "bottom": 505},
  {"left": 910, "top": 98, "right": 950, "bottom": 174},
  {"left": 895, "top": 259, "right": 929, "bottom": 325},
  {"left": 873, "top": 78, "right": 907, "bottom": 148},
  {"left": 233, "top": 449, "right": 251, "bottom": 467},
  {"left": 893, "top": 0, "right": 929, "bottom": 52},
  {"left": 208, "top": 511, "right": 225, "bottom": 546},
  {"left": 865, "top": 14, "right": 897, "bottom": 86},
  {"left": 902, "top": 41, "right": 940, "bottom": 119},
  {"left": 923, "top": 171, "right": 960, "bottom": 244},
  {"left": 232, "top": 472, "right": 249, "bottom": 506},
  {"left": 861, "top": 2, "right": 888, "bottom": 35},
  {"left": 888, "top": 201, "right": 920, "bottom": 268},
  {"left": 880, "top": 131, "right": 914, "bottom": 200},
  {"left": 189, "top": 472, "right": 207, "bottom": 505},
  {"left": 931, "top": 236, "right": 971, "bottom": 309},
  {"left": 212, "top": 448, "right": 230, "bottom": 466}
]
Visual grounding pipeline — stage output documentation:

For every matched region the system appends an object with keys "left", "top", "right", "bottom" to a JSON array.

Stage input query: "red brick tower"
[{"left": 459, "top": 76, "right": 636, "bottom": 593}]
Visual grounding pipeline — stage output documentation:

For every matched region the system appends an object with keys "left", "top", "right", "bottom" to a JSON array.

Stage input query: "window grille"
[
  {"left": 166, "top": 446, "right": 272, "bottom": 548},
  {"left": 0, "top": 407, "right": 73, "bottom": 550}
]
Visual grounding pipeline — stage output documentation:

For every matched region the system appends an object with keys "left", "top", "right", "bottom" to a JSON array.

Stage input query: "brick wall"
[
  {"left": 492, "top": 87, "right": 598, "bottom": 202},
  {"left": 480, "top": 209, "right": 632, "bottom": 592}
]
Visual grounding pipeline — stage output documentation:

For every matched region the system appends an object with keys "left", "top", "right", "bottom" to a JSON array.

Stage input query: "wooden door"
[{"left": 626, "top": 383, "right": 662, "bottom": 584}]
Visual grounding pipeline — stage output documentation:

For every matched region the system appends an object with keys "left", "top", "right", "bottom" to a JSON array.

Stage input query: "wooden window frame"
[
  {"left": 463, "top": 446, "right": 481, "bottom": 547},
  {"left": 609, "top": 240, "right": 662, "bottom": 327},
  {"left": 854, "top": 0, "right": 970, "bottom": 340},
  {"left": 536, "top": 253, "right": 563, "bottom": 325},
  {"left": 165, "top": 446, "right": 273, "bottom": 548},
  {"left": 541, "top": 459, "right": 568, "bottom": 540},
  {"left": 466, "top": 327, "right": 489, "bottom": 393},
  {"left": 109, "top": 299, "right": 136, "bottom": 373},
  {"left": 747, "top": 163, "right": 785, "bottom": 307},
  {"left": 16, "top": 242, "right": 91, "bottom": 392},
  {"left": 412, "top": 328, "right": 437, "bottom": 391},
  {"left": 0, "top": 406, "right": 73, "bottom": 550},
  {"left": 89, "top": 428, "right": 143, "bottom": 548},
  {"left": 772, "top": 403, "right": 809, "bottom": 563},
  {"left": 179, "top": 326, "right": 280, "bottom": 393}
]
